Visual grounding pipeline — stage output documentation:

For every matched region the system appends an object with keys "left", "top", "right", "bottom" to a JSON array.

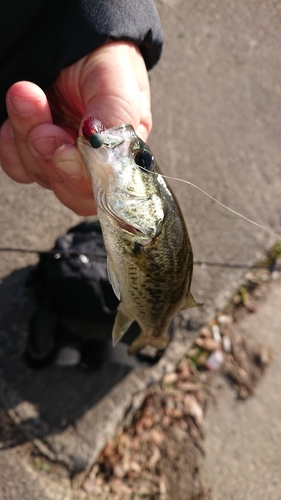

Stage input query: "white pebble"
[
  {"left": 222, "top": 335, "right": 232, "bottom": 353},
  {"left": 212, "top": 324, "right": 221, "bottom": 343}
]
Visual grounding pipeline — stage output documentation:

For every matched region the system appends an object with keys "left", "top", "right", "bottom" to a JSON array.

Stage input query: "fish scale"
[{"left": 77, "top": 120, "right": 199, "bottom": 355}]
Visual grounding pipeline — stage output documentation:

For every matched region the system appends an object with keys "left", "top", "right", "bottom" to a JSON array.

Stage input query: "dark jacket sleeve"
[{"left": 0, "top": 0, "right": 163, "bottom": 124}]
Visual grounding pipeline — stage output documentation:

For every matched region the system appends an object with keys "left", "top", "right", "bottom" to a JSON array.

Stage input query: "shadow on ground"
[{"left": 0, "top": 267, "right": 135, "bottom": 464}]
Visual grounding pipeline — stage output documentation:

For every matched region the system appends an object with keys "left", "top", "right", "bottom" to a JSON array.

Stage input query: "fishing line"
[
  {"left": 0, "top": 154, "right": 279, "bottom": 259},
  {"left": 0, "top": 247, "right": 277, "bottom": 270},
  {"left": 143, "top": 168, "right": 280, "bottom": 238}
]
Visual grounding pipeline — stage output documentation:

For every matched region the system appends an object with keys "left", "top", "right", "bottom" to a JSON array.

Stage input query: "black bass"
[{"left": 77, "top": 118, "right": 198, "bottom": 355}]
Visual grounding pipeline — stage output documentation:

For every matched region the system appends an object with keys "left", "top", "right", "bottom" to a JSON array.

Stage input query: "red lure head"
[{"left": 82, "top": 117, "right": 105, "bottom": 141}]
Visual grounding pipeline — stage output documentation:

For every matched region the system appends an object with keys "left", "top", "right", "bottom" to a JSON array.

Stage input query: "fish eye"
[{"left": 134, "top": 150, "right": 154, "bottom": 172}]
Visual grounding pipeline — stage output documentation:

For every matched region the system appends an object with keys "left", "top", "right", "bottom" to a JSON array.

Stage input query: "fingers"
[
  {"left": 1, "top": 82, "right": 96, "bottom": 214},
  {"left": 28, "top": 123, "right": 75, "bottom": 185},
  {"left": 5, "top": 81, "right": 53, "bottom": 186},
  {"left": 0, "top": 42, "right": 152, "bottom": 218},
  {"left": 52, "top": 144, "right": 97, "bottom": 215},
  {"left": 28, "top": 125, "right": 96, "bottom": 215},
  {"left": 0, "top": 119, "right": 33, "bottom": 184}
]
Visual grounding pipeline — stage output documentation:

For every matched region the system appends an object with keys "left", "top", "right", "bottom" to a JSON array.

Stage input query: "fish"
[{"left": 77, "top": 118, "right": 199, "bottom": 355}]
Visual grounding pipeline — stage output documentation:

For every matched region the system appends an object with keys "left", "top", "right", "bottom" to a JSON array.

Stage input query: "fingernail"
[
  {"left": 32, "top": 137, "right": 62, "bottom": 158},
  {"left": 9, "top": 95, "right": 37, "bottom": 116},
  {"left": 55, "top": 158, "right": 82, "bottom": 177}
]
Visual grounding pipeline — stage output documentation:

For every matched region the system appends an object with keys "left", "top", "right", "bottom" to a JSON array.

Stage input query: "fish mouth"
[{"left": 82, "top": 121, "right": 135, "bottom": 151}]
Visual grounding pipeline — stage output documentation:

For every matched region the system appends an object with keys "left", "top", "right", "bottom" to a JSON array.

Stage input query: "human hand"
[{"left": 0, "top": 42, "right": 152, "bottom": 215}]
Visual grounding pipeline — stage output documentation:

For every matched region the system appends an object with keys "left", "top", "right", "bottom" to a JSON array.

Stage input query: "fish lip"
[{"left": 88, "top": 124, "right": 135, "bottom": 150}]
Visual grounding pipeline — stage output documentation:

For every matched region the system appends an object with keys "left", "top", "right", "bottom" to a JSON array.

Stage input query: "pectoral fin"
[
  {"left": 181, "top": 291, "right": 202, "bottom": 310},
  {"left": 112, "top": 303, "right": 133, "bottom": 346}
]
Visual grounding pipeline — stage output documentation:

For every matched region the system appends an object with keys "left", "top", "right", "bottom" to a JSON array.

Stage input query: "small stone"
[
  {"left": 199, "top": 327, "right": 212, "bottom": 338},
  {"left": 159, "top": 476, "right": 167, "bottom": 495},
  {"left": 142, "top": 416, "right": 154, "bottom": 429},
  {"left": 239, "top": 387, "right": 250, "bottom": 399},
  {"left": 211, "top": 324, "right": 222, "bottom": 343},
  {"left": 149, "top": 446, "right": 161, "bottom": 467},
  {"left": 95, "top": 476, "right": 103, "bottom": 486},
  {"left": 257, "top": 346, "right": 272, "bottom": 366},
  {"left": 162, "top": 415, "right": 171, "bottom": 426},
  {"left": 130, "top": 460, "right": 142, "bottom": 473},
  {"left": 89, "top": 464, "right": 99, "bottom": 480},
  {"left": 113, "top": 463, "right": 126, "bottom": 479},
  {"left": 245, "top": 303, "right": 257, "bottom": 313},
  {"left": 150, "top": 429, "right": 165, "bottom": 445},
  {"left": 172, "top": 427, "right": 188, "bottom": 443},
  {"left": 222, "top": 335, "right": 232, "bottom": 353},
  {"left": 83, "top": 478, "right": 102, "bottom": 494},
  {"left": 218, "top": 314, "right": 233, "bottom": 325},
  {"left": 163, "top": 372, "right": 178, "bottom": 384},
  {"left": 110, "top": 478, "right": 132, "bottom": 495},
  {"left": 272, "top": 270, "right": 280, "bottom": 280},
  {"left": 237, "top": 367, "right": 249, "bottom": 381},
  {"left": 171, "top": 407, "right": 184, "bottom": 418}
]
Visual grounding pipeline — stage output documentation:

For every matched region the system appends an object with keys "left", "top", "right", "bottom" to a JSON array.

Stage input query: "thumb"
[{"left": 79, "top": 42, "right": 152, "bottom": 141}]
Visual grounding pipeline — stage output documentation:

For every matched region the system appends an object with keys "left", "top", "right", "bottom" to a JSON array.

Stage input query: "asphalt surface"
[{"left": 0, "top": 0, "right": 280, "bottom": 498}]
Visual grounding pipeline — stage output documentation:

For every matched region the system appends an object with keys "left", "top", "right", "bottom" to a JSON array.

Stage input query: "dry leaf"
[{"left": 195, "top": 337, "right": 220, "bottom": 351}]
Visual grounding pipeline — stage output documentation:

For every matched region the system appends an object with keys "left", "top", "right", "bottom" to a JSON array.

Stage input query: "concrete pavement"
[{"left": 203, "top": 277, "right": 281, "bottom": 500}]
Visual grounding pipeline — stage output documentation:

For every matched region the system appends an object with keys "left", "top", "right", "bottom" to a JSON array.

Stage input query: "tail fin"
[{"left": 128, "top": 329, "right": 169, "bottom": 356}]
